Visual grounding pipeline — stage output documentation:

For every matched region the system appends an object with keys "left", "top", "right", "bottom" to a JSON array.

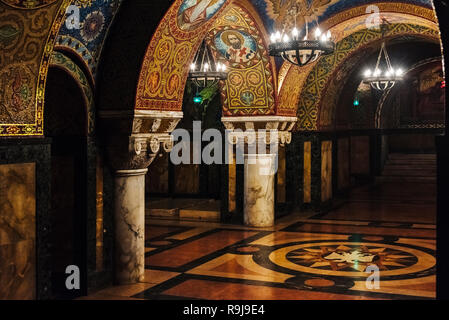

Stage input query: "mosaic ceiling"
[
  {"left": 53, "top": 0, "right": 435, "bottom": 82},
  {"left": 248, "top": 0, "right": 433, "bottom": 33},
  {"left": 0, "top": 0, "right": 440, "bottom": 136}
]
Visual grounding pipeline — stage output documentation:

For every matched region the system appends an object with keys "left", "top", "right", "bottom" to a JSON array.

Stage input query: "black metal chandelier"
[
  {"left": 363, "top": 20, "right": 403, "bottom": 91},
  {"left": 268, "top": 5, "right": 334, "bottom": 67},
  {"left": 362, "top": 41, "right": 403, "bottom": 91},
  {"left": 188, "top": 40, "right": 227, "bottom": 88}
]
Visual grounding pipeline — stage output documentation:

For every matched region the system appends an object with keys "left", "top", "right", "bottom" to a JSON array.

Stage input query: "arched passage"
[
  {"left": 277, "top": 3, "right": 439, "bottom": 128},
  {"left": 44, "top": 51, "right": 94, "bottom": 298}
]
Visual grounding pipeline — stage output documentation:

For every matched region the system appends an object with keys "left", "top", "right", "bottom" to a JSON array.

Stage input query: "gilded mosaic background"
[
  {"left": 135, "top": 0, "right": 230, "bottom": 111},
  {"left": 248, "top": 0, "right": 433, "bottom": 33},
  {"left": 0, "top": 0, "right": 64, "bottom": 135},
  {"left": 206, "top": 4, "right": 276, "bottom": 115}
]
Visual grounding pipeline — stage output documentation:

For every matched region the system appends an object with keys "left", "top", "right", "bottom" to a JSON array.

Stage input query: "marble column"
[
  {"left": 114, "top": 168, "right": 147, "bottom": 284},
  {"left": 244, "top": 154, "right": 276, "bottom": 227}
]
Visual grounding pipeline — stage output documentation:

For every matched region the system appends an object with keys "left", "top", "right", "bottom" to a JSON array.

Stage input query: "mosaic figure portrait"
[
  {"left": 177, "top": 0, "right": 226, "bottom": 31},
  {"left": 215, "top": 30, "right": 257, "bottom": 64}
]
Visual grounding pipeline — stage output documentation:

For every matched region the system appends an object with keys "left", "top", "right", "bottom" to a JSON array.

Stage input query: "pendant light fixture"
[
  {"left": 268, "top": 4, "right": 334, "bottom": 67},
  {"left": 363, "top": 19, "right": 403, "bottom": 91},
  {"left": 188, "top": 40, "right": 228, "bottom": 88}
]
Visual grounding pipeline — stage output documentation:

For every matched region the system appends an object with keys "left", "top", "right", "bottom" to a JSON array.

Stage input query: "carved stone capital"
[
  {"left": 100, "top": 110, "right": 181, "bottom": 171},
  {"left": 107, "top": 133, "right": 175, "bottom": 171},
  {"left": 222, "top": 116, "right": 297, "bottom": 147}
]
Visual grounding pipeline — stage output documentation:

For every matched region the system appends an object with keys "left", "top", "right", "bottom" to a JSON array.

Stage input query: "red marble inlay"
[
  {"left": 146, "top": 230, "right": 256, "bottom": 268},
  {"left": 162, "top": 279, "right": 385, "bottom": 300},
  {"left": 304, "top": 278, "right": 335, "bottom": 287}
]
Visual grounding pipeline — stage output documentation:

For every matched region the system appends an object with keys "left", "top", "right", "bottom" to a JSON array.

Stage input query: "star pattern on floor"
[{"left": 286, "top": 244, "right": 418, "bottom": 272}]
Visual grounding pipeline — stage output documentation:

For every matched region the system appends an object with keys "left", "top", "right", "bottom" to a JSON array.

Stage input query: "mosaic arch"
[
  {"left": 55, "top": 0, "right": 123, "bottom": 81},
  {"left": 320, "top": 35, "right": 440, "bottom": 131},
  {"left": 277, "top": 3, "right": 438, "bottom": 94},
  {"left": 315, "top": 24, "right": 439, "bottom": 131},
  {"left": 49, "top": 51, "right": 95, "bottom": 135},
  {"left": 0, "top": 0, "right": 69, "bottom": 136},
  {"left": 275, "top": 3, "right": 438, "bottom": 130},
  {"left": 135, "top": 0, "right": 229, "bottom": 111},
  {"left": 247, "top": 0, "right": 434, "bottom": 34},
  {"left": 205, "top": 1, "right": 277, "bottom": 115}
]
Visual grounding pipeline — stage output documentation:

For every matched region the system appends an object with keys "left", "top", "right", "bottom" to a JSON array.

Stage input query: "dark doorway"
[{"left": 44, "top": 67, "right": 88, "bottom": 299}]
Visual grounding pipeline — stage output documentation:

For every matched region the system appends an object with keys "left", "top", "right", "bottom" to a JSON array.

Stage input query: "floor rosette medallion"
[{"left": 265, "top": 241, "right": 435, "bottom": 280}]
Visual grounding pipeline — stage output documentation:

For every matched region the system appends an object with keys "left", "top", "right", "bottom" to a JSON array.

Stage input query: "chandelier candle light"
[
  {"left": 268, "top": 5, "right": 334, "bottom": 67},
  {"left": 363, "top": 41, "right": 403, "bottom": 91},
  {"left": 363, "top": 19, "right": 403, "bottom": 91},
  {"left": 189, "top": 40, "right": 228, "bottom": 88}
]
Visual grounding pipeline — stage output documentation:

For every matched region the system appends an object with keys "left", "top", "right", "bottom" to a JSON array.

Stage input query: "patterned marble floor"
[{"left": 81, "top": 181, "right": 436, "bottom": 300}]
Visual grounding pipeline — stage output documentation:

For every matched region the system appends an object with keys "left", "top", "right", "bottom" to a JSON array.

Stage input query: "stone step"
[
  {"left": 179, "top": 209, "right": 220, "bottom": 222},
  {"left": 386, "top": 158, "right": 436, "bottom": 163},
  {"left": 382, "top": 164, "right": 436, "bottom": 170},
  {"left": 382, "top": 169, "right": 436, "bottom": 176},
  {"left": 146, "top": 198, "right": 220, "bottom": 222},
  {"left": 146, "top": 207, "right": 179, "bottom": 218},
  {"left": 376, "top": 176, "right": 437, "bottom": 183},
  {"left": 388, "top": 153, "right": 436, "bottom": 160}
]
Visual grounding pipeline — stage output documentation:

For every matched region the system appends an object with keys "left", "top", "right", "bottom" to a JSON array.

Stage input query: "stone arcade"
[{"left": 0, "top": 0, "right": 448, "bottom": 300}]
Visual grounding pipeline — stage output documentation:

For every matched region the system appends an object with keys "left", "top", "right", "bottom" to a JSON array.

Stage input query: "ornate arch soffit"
[
  {"left": 49, "top": 51, "right": 95, "bottom": 136},
  {"left": 134, "top": 0, "right": 230, "bottom": 111},
  {"left": 0, "top": 0, "right": 71, "bottom": 136},
  {"left": 54, "top": 41, "right": 96, "bottom": 89},
  {"left": 276, "top": 3, "right": 438, "bottom": 122},
  {"left": 54, "top": 37, "right": 95, "bottom": 83},
  {"left": 321, "top": 2, "right": 436, "bottom": 30},
  {"left": 206, "top": 1, "right": 277, "bottom": 116}
]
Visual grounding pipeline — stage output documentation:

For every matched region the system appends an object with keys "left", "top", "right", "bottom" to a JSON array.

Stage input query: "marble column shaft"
[
  {"left": 244, "top": 154, "right": 276, "bottom": 227},
  {"left": 114, "top": 169, "right": 147, "bottom": 284}
]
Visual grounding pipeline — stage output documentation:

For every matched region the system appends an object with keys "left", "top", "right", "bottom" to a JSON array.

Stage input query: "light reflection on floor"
[{"left": 80, "top": 181, "right": 436, "bottom": 300}]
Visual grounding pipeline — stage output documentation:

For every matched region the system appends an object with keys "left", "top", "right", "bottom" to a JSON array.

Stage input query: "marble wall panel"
[
  {"left": 146, "top": 152, "right": 169, "bottom": 194},
  {"left": 388, "top": 133, "right": 436, "bottom": 153},
  {"left": 0, "top": 162, "right": 36, "bottom": 300},
  {"left": 96, "top": 154, "right": 104, "bottom": 273},
  {"left": 338, "top": 138, "right": 350, "bottom": 190},
  {"left": 321, "top": 141, "right": 332, "bottom": 202},
  {"left": 174, "top": 164, "right": 200, "bottom": 194},
  {"left": 303, "top": 141, "right": 311, "bottom": 203},
  {"left": 285, "top": 134, "right": 302, "bottom": 207},
  {"left": 350, "top": 136, "right": 370, "bottom": 175},
  {"left": 277, "top": 147, "right": 286, "bottom": 203},
  {"left": 228, "top": 147, "right": 236, "bottom": 213}
]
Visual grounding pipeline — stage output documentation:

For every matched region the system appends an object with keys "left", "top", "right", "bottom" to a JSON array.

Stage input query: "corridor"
[{"left": 81, "top": 159, "right": 436, "bottom": 300}]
